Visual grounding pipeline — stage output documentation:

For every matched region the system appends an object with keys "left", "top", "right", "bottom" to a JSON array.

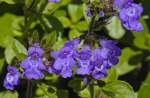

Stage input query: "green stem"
[
  {"left": 90, "top": 84, "right": 95, "bottom": 98},
  {"left": 26, "top": 80, "right": 33, "bottom": 98},
  {"left": 87, "top": 15, "right": 96, "bottom": 36}
]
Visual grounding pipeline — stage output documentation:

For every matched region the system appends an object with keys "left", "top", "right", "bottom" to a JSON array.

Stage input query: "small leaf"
[
  {"left": 0, "top": 58, "right": 4, "bottom": 73},
  {"left": 52, "top": 38, "right": 67, "bottom": 50},
  {"left": 68, "top": 4, "right": 84, "bottom": 23},
  {"left": 76, "top": 21, "right": 89, "bottom": 31},
  {"left": 41, "top": 31, "right": 57, "bottom": 48},
  {"left": 0, "top": 91, "right": 18, "bottom": 98},
  {"left": 104, "top": 67, "right": 118, "bottom": 82},
  {"left": 133, "top": 17, "right": 150, "bottom": 50},
  {"left": 115, "top": 48, "right": 141, "bottom": 76},
  {"left": 43, "top": 15, "right": 64, "bottom": 33},
  {"left": 0, "top": 13, "right": 19, "bottom": 47},
  {"left": 79, "top": 88, "right": 91, "bottom": 98},
  {"left": 106, "top": 16, "right": 125, "bottom": 39},
  {"left": 58, "top": 17, "right": 71, "bottom": 28},
  {"left": 0, "top": 0, "right": 15, "bottom": 4},
  {"left": 103, "top": 80, "right": 136, "bottom": 98},
  {"left": 5, "top": 46, "right": 16, "bottom": 64},
  {"left": 138, "top": 72, "right": 150, "bottom": 98},
  {"left": 69, "top": 29, "right": 83, "bottom": 39},
  {"left": 68, "top": 78, "right": 85, "bottom": 92},
  {"left": 13, "top": 39, "right": 27, "bottom": 60}
]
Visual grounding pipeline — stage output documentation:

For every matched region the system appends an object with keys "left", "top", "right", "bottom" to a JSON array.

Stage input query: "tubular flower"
[
  {"left": 119, "top": 3, "right": 143, "bottom": 31},
  {"left": 76, "top": 45, "right": 92, "bottom": 75},
  {"left": 3, "top": 66, "right": 20, "bottom": 90},
  {"left": 49, "top": 38, "right": 121, "bottom": 79},
  {"left": 48, "top": 38, "right": 79, "bottom": 78},
  {"left": 20, "top": 43, "right": 46, "bottom": 79}
]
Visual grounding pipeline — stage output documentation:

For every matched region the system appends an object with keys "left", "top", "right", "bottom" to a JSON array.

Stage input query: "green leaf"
[
  {"left": 57, "top": 89, "right": 69, "bottom": 98},
  {"left": 0, "top": 13, "right": 23, "bottom": 50},
  {"left": 76, "top": 21, "right": 89, "bottom": 31},
  {"left": 41, "top": 31, "right": 57, "bottom": 48},
  {"left": 52, "top": 38, "right": 67, "bottom": 50},
  {"left": 36, "top": 84, "right": 57, "bottom": 98},
  {"left": 133, "top": 17, "right": 150, "bottom": 50},
  {"left": 0, "top": 58, "right": 4, "bottom": 73},
  {"left": 5, "top": 44, "right": 16, "bottom": 64},
  {"left": 68, "top": 4, "right": 84, "bottom": 23},
  {"left": 68, "top": 78, "right": 85, "bottom": 93},
  {"left": 79, "top": 88, "right": 91, "bottom": 98},
  {"left": 104, "top": 67, "right": 118, "bottom": 82},
  {"left": 43, "top": 15, "right": 64, "bottom": 33},
  {"left": 106, "top": 16, "right": 125, "bottom": 39},
  {"left": 69, "top": 29, "right": 83, "bottom": 39},
  {"left": 0, "top": 91, "right": 18, "bottom": 98},
  {"left": 12, "top": 39, "right": 27, "bottom": 60},
  {"left": 54, "top": 10, "right": 67, "bottom": 17},
  {"left": 25, "top": 0, "right": 33, "bottom": 8},
  {"left": 83, "top": 4, "right": 91, "bottom": 23},
  {"left": 0, "top": 0, "right": 15, "bottom": 4},
  {"left": 58, "top": 17, "right": 71, "bottom": 28},
  {"left": 43, "top": 0, "right": 70, "bottom": 15},
  {"left": 138, "top": 72, "right": 150, "bottom": 98},
  {"left": 115, "top": 48, "right": 141, "bottom": 76},
  {"left": 103, "top": 80, "right": 136, "bottom": 98},
  {"left": 35, "top": 88, "right": 45, "bottom": 97},
  {"left": 0, "top": 13, "right": 18, "bottom": 47}
]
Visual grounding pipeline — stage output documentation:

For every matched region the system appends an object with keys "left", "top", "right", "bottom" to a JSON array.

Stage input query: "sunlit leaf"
[
  {"left": 68, "top": 4, "right": 84, "bottom": 23},
  {"left": 0, "top": 91, "right": 18, "bottom": 98},
  {"left": 115, "top": 48, "right": 141, "bottom": 76},
  {"left": 103, "top": 80, "right": 136, "bottom": 98},
  {"left": 106, "top": 16, "right": 125, "bottom": 39},
  {"left": 138, "top": 72, "right": 150, "bottom": 98}
]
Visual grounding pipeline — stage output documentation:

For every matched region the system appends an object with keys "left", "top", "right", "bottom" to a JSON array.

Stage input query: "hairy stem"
[
  {"left": 26, "top": 80, "right": 33, "bottom": 98},
  {"left": 90, "top": 84, "right": 95, "bottom": 98},
  {"left": 88, "top": 15, "right": 96, "bottom": 36}
]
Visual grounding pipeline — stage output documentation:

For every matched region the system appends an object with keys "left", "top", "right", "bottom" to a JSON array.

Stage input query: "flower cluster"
[
  {"left": 114, "top": 0, "right": 144, "bottom": 32},
  {"left": 86, "top": 7, "right": 105, "bottom": 17},
  {"left": 86, "top": 0, "right": 143, "bottom": 32},
  {"left": 3, "top": 38, "right": 121, "bottom": 90},
  {"left": 3, "top": 66, "right": 20, "bottom": 90},
  {"left": 48, "top": 39, "right": 121, "bottom": 79},
  {"left": 48, "top": 38, "right": 79, "bottom": 78},
  {"left": 20, "top": 43, "right": 46, "bottom": 79}
]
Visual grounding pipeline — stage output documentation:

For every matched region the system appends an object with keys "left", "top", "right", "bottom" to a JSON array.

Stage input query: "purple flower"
[
  {"left": 123, "top": 20, "right": 144, "bottom": 32},
  {"left": 50, "top": 57, "right": 75, "bottom": 78},
  {"left": 23, "top": 68, "right": 44, "bottom": 79},
  {"left": 86, "top": 8, "right": 93, "bottom": 17},
  {"left": 3, "top": 66, "right": 20, "bottom": 90},
  {"left": 28, "top": 43, "right": 43, "bottom": 57},
  {"left": 119, "top": 3, "right": 143, "bottom": 21},
  {"left": 49, "top": 38, "right": 121, "bottom": 80},
  {"left": 76, "top": 45, "right": 92, "bottom": 75},
  {"left": 98, "top": 11, "right": 105, "bottom": 17},
  {"left": 113, "top": 0, "right": 133, "bottom": 9},
  {"left": 48, "top": 0, "right": 60, "bottom": 3},
  {"left": 119, "top": 3, "right": 143, "bottom": 32},
  {"left": 83, "top": 77, "right": 90, "bottom": 85},
  {"left": 20, "top": 43, "right": 46, "bottom": 80},
  {"left": 100, "top": 39, "right": 121, "bottom": 68},
  {"left": 91, "top": 48, "right": 106, "bottom": 79},
  {"left": 92, "top": 65, "right": 107, "bottom": 79},
  {"left": 48, "top": 39, "right": 79, "bottom": 78}
]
